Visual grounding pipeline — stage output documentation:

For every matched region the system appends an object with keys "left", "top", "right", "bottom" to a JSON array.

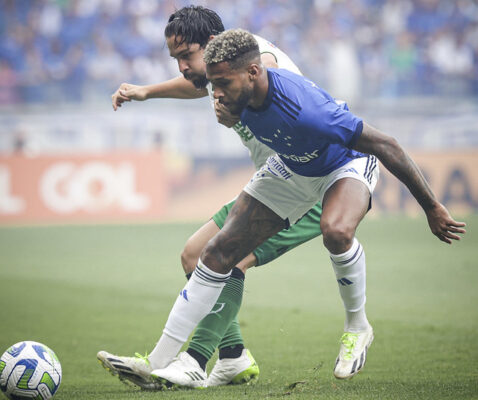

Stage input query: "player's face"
[
  {"left": 167, "top": 35, "right": 209, "bottom": 89},
  {"left": 206, "top": 62, "right": 254, "bottom": 116}
]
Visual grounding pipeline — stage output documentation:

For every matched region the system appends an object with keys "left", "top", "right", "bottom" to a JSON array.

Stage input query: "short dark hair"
[
  {"left": 164, "top": 6, "right": 225, "bottom": 48},
  {"left": 204, "top": 29, "right": 260, "bottom": 70}
]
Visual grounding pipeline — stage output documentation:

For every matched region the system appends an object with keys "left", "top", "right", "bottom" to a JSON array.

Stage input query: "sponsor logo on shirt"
[
  {"left": 233, "top": 123, "right": 254, "bottom": 142},
  {"left": 277, "top": 149, "right": 320, "bottom": 163}
]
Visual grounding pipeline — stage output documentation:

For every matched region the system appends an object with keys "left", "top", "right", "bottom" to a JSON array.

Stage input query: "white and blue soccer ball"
[{"left": 0, "top": 341, "right": 62, "bottom": 400}]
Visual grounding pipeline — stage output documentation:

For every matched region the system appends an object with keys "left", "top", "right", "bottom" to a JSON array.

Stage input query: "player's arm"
[
  {"left": 111, "top": 76, "right": 208, "bottom": 111},
  {"left": 214, "top": 53, "right": 278, "bottom": 127},
  {"left": 353, "top": 122, "right": 466, "bottom": 244}
]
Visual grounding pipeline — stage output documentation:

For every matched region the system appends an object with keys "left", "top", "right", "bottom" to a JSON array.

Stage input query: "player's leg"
[
  {"left": 181, "top": 204, "right": 258, "bottom": 276},
  {"left": 251, "top": 203, "right": 323, "bottom": 267},
  {"left": 161, "top": 189, "right": 283, "bottom": 366},
  {"left": 322, "top": 177, "right": 370, "bottom": 325},
  {"left": 148, "top": 226, "right": 262, "bottom": 389},
  {"left": 320, "top": 157, "right": 378, "bottom": 379},
  {"left": 182, "top": 218, "right": 246, "bottom": 366},
  {"left": 207, "top": 202, "right": 323, "bottom": 386},
  {"left": 200, "top": 191, "right": 286, "bottom": 271},
  {"left": 183, "top": 204, "right": 254, "bottom": 368},
  {"left": 151, "top": 156, "right": 322, "bottom": 387},
  {"left": 150, "top": 191, "right": 285, "bottom": 387},
  {"left": 97, "top": 212, "right": 258, "bottom": 389},
  {"left": 156, "top": 265, "right": 255, "bottom": 390},
  {"left": 181, "top": 204, "right": 258, "bottom": 386},
  {"left": 222, "top": 203, "right": 322, "bottom": 354},
  {"left": 95, "top": 204, "right": 321, "bottom": 390},
  {"left": 97, "top": 219, "right": 224, "bottom": 390}
]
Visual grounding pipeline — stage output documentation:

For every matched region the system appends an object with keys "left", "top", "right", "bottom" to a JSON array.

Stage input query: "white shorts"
[{"left": 244, "top": 154, "right": 379, "bottom": 226}]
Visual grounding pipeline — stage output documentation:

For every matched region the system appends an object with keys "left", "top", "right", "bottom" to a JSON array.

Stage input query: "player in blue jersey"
[
  {"left": 99, "top": 6, "right": 330, "bottom": 390},
  {"left": 148, "top": 28, "right": 466, "bottom": 386}
]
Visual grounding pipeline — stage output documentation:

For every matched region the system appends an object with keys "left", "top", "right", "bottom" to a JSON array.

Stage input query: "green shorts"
[{"left": 212, "top": 200, "right": 322, "bottom": 266}]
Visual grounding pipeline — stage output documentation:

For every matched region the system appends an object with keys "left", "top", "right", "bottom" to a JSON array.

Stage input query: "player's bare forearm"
[
  {"left": 201, "top": 191, "right": 284, "bottom": 273},
  {"left": 111, "top": 77, "right": 207, "bottom": 110},
  {"left": 354, "top": 122, "right": 466, "bottom": 243},
  {"left": 145, "top": 76, "right": 208, "bottom": 99},
  {"left": 354, "top": 122, "right": 437, "bottom": 210}
]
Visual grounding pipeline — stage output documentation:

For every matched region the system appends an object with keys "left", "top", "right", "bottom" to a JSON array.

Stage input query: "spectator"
[
  {"left": 0, "top": 0, "right": 476, "bottom": 105},
  {"left": 0, "top": 60, "right": 19, "bottom": 104}
]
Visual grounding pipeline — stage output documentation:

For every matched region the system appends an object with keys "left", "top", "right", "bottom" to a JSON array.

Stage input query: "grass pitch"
[{"left": 0, "top": 215, "right": 477, "bottom": 399}]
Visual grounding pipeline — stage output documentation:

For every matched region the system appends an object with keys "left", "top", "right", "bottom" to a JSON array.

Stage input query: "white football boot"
[
  {"left": 97, "top": 350, "right": 161, "bottom": 390},
  {"left": 333, "top": 325, "right": 374, "bottom": 379},
  {"left": 207, "top": 349, "right": 259, "bottom": 386},
  {"left": 150, "top": 352, "right": 207, "bottom": 389}
]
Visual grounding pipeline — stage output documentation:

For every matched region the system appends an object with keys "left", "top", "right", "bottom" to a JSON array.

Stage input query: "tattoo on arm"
[{"left": 354, "top": 123, "right": 437, "bottom": 211}]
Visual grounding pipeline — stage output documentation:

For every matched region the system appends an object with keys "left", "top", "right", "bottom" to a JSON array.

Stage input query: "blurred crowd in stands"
[{"left": 0, "top": 0, "right": 477, "bottom": 105}]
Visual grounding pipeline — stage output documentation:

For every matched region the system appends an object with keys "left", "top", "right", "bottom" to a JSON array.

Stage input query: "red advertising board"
[
  {"left": 0, "top": 152, "right": 168, "bottom": 223},
  {"left": 0, "top": 150, "right": 476, "bottom": 224}
]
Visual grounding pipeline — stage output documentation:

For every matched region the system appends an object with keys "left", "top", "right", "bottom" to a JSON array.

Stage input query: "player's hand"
[
  {"left": 111, "top": 83, "right": 149, "bottom": 111},
  {"left": 425, "top": 202, "right": 466, "bottom": 244},
  {"left": 214, "top": 100, "right": 240, "bottom": 128}
]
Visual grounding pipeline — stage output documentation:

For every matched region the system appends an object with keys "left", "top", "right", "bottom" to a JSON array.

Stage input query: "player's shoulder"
[
  {"left": 267, "top": 69, "right": 310, "bottom": 121},
  {"left": 269, "top": 68, "right": 308, "bottom": 92},
  {"left": 268, "top": 69, "right": 340, "bottom": 122},
  {"left": 253, "top": 34, "right": 302, "bottom": 75},
  {"left": 271, "top": 69, "right": 331, "bottom": 100},
  {"left": 253, "top": 34, "right": 278, "bottom": 51}
]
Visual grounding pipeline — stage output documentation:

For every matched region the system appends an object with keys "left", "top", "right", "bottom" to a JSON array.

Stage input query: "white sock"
[
  {"left": 148, "top": 333, "right": 183, "bottom": 370},
  {"left": 148, "top": 259, "right": 231, "bottom": 369},
  {"left": 344, "top": 308, "right": 369, "bottom": 333},
  {"left": 330, "top": 237, "right": 369, "bottom": 332}
]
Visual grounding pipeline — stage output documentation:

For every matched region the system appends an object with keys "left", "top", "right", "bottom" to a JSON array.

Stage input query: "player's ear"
[
  {"left": 248, "top": 64, "right": 261, "bottom": 80},
  {"left": 208, "top": 35, "right": 215, "bottom": 43}
]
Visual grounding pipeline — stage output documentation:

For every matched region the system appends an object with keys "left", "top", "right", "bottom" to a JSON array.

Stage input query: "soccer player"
[
  {"left": 147, "top": 28, "right": 466, "bottom": 388},
  {"left": 98, "top": 6, "right": 330, "bottom": 390}
]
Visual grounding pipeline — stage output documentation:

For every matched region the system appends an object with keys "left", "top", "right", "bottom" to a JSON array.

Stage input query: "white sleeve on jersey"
[{"left": 253, "top": 34, "right": 302, "bottom": 76}]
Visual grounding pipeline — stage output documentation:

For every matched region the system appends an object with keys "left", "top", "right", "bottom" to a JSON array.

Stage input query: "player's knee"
[
  {"left": 180, "top": 243, "right": 198, "bottom": 275},
  {"left": 200, "top": 236, "right": 233, "bottom": 274},
  {"left": 321, "top": 220, "right": 355, "bottom": 253}
]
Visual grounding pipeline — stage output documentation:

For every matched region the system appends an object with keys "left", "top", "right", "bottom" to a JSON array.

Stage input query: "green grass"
[{"left": 0, "top": 215, "right": 477, "bottom": 399}]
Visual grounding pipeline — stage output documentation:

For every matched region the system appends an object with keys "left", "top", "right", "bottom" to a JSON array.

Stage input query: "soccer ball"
[{"left": 0, "top": 341, "right": 62, "bottom": 400}]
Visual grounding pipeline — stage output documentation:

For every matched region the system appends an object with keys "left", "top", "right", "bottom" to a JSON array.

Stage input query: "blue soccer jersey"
[{"left": 240, "top": 69, "right": 365, "bottom": 177}]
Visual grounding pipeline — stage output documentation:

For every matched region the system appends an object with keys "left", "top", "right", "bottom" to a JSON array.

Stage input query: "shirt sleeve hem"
[{"left": 348, "top": 119, "right": 363, "bottom": 148}]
